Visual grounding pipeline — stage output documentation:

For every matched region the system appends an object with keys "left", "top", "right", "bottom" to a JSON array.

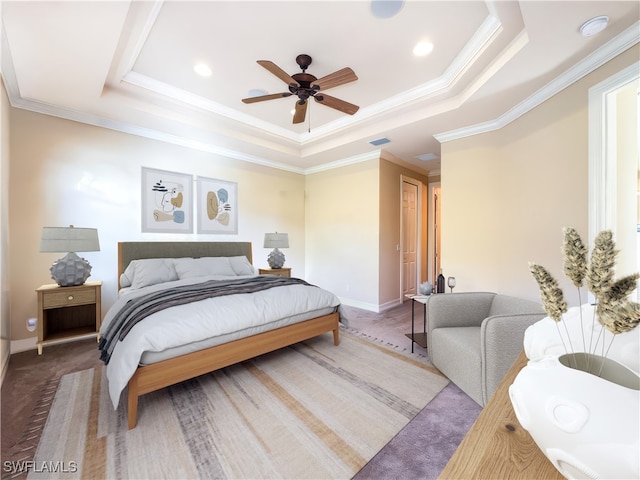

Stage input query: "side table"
[
  {"left": 36, "top": 280, "right": 102, "bottom": 355},
  {"left": 405, "top": 294, "right": 430, "bottom": 353},
  {"left": 258, "top": 267, "right": 291, "bottom": 278}
]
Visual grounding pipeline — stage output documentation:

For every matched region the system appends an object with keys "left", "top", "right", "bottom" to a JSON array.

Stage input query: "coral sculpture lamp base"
[
  {"left": 50, "top": 252, "right": 92, "bottom": 287},
  {"left": 267, "top": 248, "right": 285, "bottom": 269}
]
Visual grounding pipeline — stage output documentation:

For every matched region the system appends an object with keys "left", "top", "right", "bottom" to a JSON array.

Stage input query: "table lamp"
[
  {"left": 263, "top": 232, "right": 289, "bottom": 269},
  {"left": 40, "top": 225, "right": 100, "bottom": 286}
]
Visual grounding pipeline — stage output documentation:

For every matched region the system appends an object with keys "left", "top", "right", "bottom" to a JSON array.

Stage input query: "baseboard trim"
[
  {"left": 339, "top": 297, "right": 380, "bottom": 312},
  {"left": 10, "top": 336, "right": 37, "bottom": 354},
  {"left": 338, "top": 297, "right": 404, "bottom": 313},
  {"left": 378, "top": 298, "right": 403, "bottom": 312},
  {"left": 0, "top": 346, "right": 9, "bottom": 386}
]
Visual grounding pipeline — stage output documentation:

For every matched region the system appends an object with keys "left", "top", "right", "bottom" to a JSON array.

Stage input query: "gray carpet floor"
[
  {"left": 343, "top": 303, "right": 482, "bottom": 479},
  {"left": 353, "top": 383, "right": 481, "bottom": 479}
]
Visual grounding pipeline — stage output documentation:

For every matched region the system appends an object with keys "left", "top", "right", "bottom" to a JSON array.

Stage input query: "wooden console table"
[{"left": 439, "top": 351, "right": 563, "bottom": 479}]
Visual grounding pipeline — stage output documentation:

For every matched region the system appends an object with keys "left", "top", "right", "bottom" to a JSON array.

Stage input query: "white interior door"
[{"left": 402, "top": 180, "right": 418, "bottom": 297}]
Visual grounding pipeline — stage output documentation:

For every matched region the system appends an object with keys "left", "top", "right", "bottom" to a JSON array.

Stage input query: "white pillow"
[
  {"left": 122, "top": 258, "right": 178, "bottom": 289},
  {"left": 229, "top": 256, "right": 255, "bottom": 276},
  {"left": 119, "top": 273, "right": 132, "bottom": 288},
  {"left": 173, "top": 257, "right": 236, "bottom": 279}
]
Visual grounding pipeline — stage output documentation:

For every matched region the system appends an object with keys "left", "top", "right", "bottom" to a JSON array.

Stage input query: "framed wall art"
[
  {"left": 141, "top": 167, "right": 193, "bottom": 233},
  {"left": 197, "top": 177, "right": 238, "bottom": 234}
]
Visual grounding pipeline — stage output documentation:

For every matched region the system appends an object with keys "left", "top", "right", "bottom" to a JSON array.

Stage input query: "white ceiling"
[{"left": 2, "top": 1, "right": 639, "bottom": 174}]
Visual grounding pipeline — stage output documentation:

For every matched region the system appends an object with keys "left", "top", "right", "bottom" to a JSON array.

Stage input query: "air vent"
[{"left": 369, "top": 137, "right": 391, "bottom": 146}]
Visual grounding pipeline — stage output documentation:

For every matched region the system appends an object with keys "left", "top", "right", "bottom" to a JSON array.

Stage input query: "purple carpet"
[{"left": 353, "top": 381, "right": 481, "bottom": 479}]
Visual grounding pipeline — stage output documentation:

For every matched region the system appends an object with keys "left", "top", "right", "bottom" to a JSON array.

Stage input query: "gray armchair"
[{"left": 426, "top": 292, "right": 545, "bottom": 406}]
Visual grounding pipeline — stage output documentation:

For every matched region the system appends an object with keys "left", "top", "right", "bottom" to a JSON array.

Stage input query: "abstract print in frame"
[
  {"left": 197, "top": 177, "right": 238, "bottom": 234},
  {"left": 141, "top": 167, "right": 193, "bottom": 233}
]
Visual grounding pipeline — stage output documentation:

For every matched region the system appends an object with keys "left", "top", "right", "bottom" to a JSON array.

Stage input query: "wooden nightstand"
[
  {"left": 258, "top": 267, "right": 291, "bottom": 278},
  {"left": 35, "top": 280, "right": 102, "bottom": 355}
]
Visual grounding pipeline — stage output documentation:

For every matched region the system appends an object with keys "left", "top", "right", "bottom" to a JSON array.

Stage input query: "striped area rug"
[{"left": 29, "top": 329, "right": 448, "bottom": 480}]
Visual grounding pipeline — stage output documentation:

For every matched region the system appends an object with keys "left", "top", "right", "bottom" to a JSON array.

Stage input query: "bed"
[{"left": 100, "top": 241, "right": 341, "bottom": 429}]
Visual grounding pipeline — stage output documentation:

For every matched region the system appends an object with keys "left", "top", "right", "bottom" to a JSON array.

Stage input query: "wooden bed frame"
[{"left": 117, "top": 242, "right": 340, "bottom": 429}]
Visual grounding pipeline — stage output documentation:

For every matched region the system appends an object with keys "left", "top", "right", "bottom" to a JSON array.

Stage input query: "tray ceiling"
[{"left": 2, "top": 1, "right": 639, "bottom": 173}]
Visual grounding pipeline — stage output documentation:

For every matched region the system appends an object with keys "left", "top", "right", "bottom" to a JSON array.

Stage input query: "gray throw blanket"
[{"left": 99, "top": 276, "right": 313, "bottom": 365}]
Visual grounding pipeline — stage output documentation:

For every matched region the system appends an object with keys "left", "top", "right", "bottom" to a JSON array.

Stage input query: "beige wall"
[
  {"left": 304, "top": 156, "right": 430, "bottom": 312},
  {"left": 7, "top": 109, "right": 432, "bottom": 349},
  {"left": 305, "top": 159, "right": 380, "bottom": 310},
  {"left": 7, "top": 45, "right": 636, "bottom": 350},
  {"left": 9, "top": 109, "right": 305, "bottom": 345},
  {"left": 1, "top": 77, "right": 10, "bottom": 376},
  {"left": 441, "top": 46, "right": 639, "bottom": 306}
]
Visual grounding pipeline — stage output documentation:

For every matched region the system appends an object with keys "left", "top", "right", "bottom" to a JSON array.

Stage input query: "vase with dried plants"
[
  {"left": 508, "top": 228, "right": 639, "bottom": 480},
  {"left": 529, "top": 227, "right": 640, "bottom": 379}
]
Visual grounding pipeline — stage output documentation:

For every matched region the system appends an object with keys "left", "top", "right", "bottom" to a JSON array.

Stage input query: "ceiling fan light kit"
[{"left": 242, "top": 54, "right": 359, "bottom": 124}]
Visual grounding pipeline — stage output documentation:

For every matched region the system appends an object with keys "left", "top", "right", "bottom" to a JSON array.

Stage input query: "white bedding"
[{"left": 100, "top": 274, "right": 341, "bottom": 409}]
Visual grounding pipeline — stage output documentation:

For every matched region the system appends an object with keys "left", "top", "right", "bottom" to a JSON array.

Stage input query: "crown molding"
[
  {"left": 5, "top": 8, "right": 636, "bottom": 178},
  {"left": 115, "top": 9, "right": 504, "bottom": 150},
  {"left": 434, "top": 21, "right": 640, "bottom": 144},
  {"left": 6, "top": 92, "right": 307, "bottom": 174},
  {"left": 349, "top": 13, "right": 503, "bottom": 118},
  {"left": 121, "top": 71, "right": 302, "bottom": 144},
  {"left": 303, "top": 150, "right": 382, "bottom": 174},
  {"left": 6, "top": 86, "right": 383, "bottom": 176}
]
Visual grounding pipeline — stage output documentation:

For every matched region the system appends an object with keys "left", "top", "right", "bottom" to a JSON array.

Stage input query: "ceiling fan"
[{"left": 242, "top": 54, "right": 359, "bottom": 124}]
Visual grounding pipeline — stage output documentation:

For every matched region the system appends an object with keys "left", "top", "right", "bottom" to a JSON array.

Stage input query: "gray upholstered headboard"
[{"left": 117, "top": 241, "right": 253, "bottom": 288}]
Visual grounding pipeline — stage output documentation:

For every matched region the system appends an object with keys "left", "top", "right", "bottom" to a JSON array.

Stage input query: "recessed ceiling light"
[
  {"left": 194, "top": 63, "right": 212, "bottom": 77},
  {"left": 416, "top": 153, "right": 438, "bottom": 161},
  {"left": 579, "top": 15, "right": 608, "bottom": 37},
  {"left": 413, "top": 41, "right": 434, "bottom": 57}
]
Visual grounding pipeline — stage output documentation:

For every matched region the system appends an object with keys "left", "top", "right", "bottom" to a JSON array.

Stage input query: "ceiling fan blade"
[
  {"left": 257, "top": 60, "right": 298, "bottom": 86},
  {"left": 314, "top": 94, "right": 359, "bottom": 115},
  {"left": 311, "top": 67, "right": 358, "bottom": 91},
  {"left": 242, "top": 92, "right": 292, "bottom": 104},
  {"left": 293, "top": 100, "right": 308, "bottom": 124}
]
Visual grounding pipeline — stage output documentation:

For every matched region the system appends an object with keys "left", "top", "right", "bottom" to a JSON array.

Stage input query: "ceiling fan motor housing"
[{"left": 289, "top": 73, "right": 318, "bottom": 101}]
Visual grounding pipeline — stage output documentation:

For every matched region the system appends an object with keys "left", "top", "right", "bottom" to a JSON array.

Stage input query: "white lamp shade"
[
  {"left": 263, "top": 233, "right": 289, "bottom": 249},
  {"left": 40, "top": 226, "right": 99, "bottom": 286},
  {"left": 40, "top": 226, "right": 100, "bottom": 253}
]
